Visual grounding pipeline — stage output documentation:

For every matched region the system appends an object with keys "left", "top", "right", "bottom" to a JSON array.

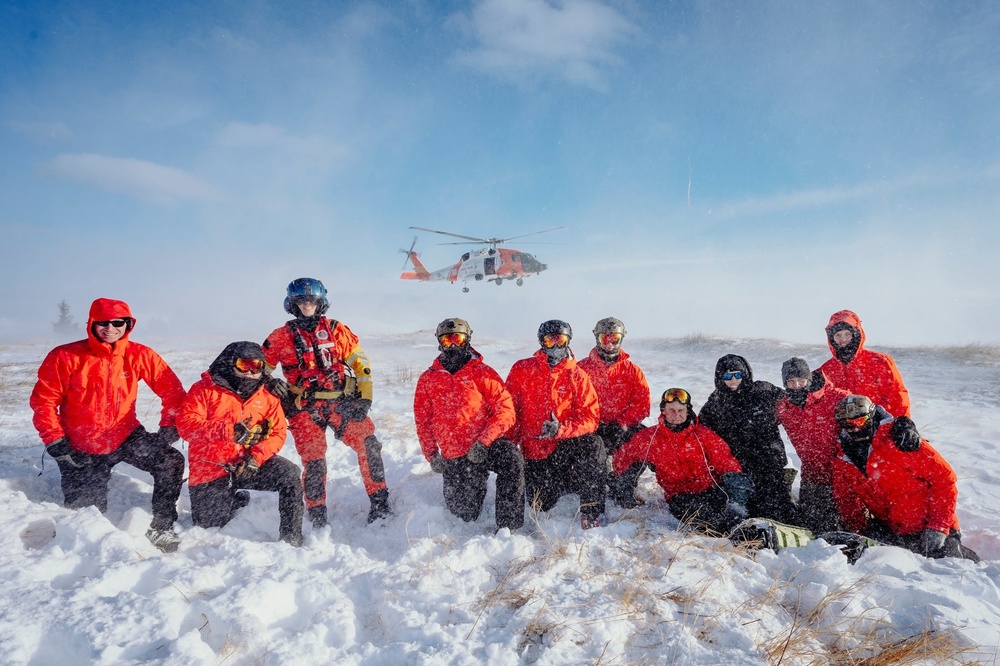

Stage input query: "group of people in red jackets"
[{"left": 29, "top": 280, "right": 978, "bottom": 561}]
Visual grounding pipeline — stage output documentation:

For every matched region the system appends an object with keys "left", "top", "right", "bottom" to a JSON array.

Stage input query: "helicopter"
[{"left": 400, "top": 226, "right": 563, "bottom": 292}]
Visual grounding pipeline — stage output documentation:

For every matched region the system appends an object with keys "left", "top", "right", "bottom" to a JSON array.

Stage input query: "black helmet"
[
  {"left": 537, "top": 319, "right": 572, "bottom": 343},
  {"left": 284, "top": 278, "right": 329, "bottom": 316},
  {"left": 435, "top": 317, "right": 472, "bottom": 339},
  {"left": 593, "top": 317, "right": 626, "bottom": 338},
  {"left": 835, "top": 395, "right": 875, "bottom": 424}
]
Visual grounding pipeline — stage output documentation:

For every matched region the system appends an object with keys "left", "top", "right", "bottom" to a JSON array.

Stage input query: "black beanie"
[{"left": 781, "top": 358, "right": 811, "bottom": 384}]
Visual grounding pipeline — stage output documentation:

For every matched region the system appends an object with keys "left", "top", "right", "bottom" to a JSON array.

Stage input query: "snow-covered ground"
[{"left": 1, "top": 333, "right": 998, "bottom": 665}]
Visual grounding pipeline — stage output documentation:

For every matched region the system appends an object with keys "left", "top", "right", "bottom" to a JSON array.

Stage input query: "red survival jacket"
[
  {"left": 612, "top": 416, "right": 742, "bottom": 502},
  {"left": 178, "top": 374, "right": 288, "bottom": 486},
  {"left": 30, "top": 298, "right": 185, "bottom": 454},
  {"left": 263, "top": 318, "right": 373, "bottom": 401},
  {"left": 414, "top": 350, "right": 516, "bottom": 460},
  {"left": 831, "top": 425, "right": 960, "bottom": 536},
  {"left": 820, "top": 310, "right": 911, "bottom": 418},
  {"left": 578, "top": 349, "right": 651, "bottom": 428},
  {"left": 775, "top": 373, "right": 850, "bottom": 485},
  {"left": 505, "top": 350, "right": 599, "bottom": 460}
]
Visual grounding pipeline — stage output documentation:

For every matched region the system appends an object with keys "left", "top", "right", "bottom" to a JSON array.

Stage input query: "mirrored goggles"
[
  {"left": 661, "top": 388, "right": 690, "bottom": 404},
  {"left": 598, "top": 332, "right": 623, "bottom": 345},
  {"left": 94, "top": 319, "right": 128, "bottom": 329},
  {"left": 722, "top": 371, "right": 744, "bottom": 381},
  {"left": 438, "top": 332, "right": 468, "bottom": 348},
  {"left": 842, "top": 415, "right": 870, "bottom": 429},
  {"left": 234, "top": 357, "right": 265, "bottom": 373},
  {"left": 541, "top": 333, "right": 570, "bottom": 349}
]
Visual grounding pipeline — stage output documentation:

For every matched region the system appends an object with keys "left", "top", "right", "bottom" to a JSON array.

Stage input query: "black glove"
[
  {"left": 235, "top": 455, "right": 260, "bottom": 479},
  {"left": 539, "top": 414, "right": 560, "bottom": 439},
  {"left": 429, "top": 454, "right": 447, "bottom": 474},
  {"left": 335, "top": 397, "right": 372, "bottom": 422},
  {"left": 919, "top": 528, "right": 946, "bottom": 554},
  {"left": 597, "top": 422, "right": 629, "bottom": 454},
  {"left": 466, "top": 441, "right": 489, "bottom": 464},
  {"left": 155, "top": 426, "right": 180, "bottom": 447},
  {"left": 234, "top": 419, "right": 271, "bottom": 447},
  {"left": 46, "top": 437, "right": 90, "bottom": 468},
  {"left": 234, "top": 419, "right": 252, "bottom": 445},
  {"left": 265, "top": 376, "right": 290, "bottom": 400},
  {"left": 891, "top": 417, "right": 922, "bottom": 452}
]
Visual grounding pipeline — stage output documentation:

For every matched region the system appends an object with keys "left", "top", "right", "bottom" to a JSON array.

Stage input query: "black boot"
[
  {"left": 367, "top": 489, "right": 392, "bottom": 523},
  {"left": 309, "top": 505, "right": 328, "bottom": 529}
]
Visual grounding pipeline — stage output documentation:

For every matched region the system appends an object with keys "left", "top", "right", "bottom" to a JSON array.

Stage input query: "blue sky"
[{"left": 2, "top": 0, "right": 999, "bottom": 347}]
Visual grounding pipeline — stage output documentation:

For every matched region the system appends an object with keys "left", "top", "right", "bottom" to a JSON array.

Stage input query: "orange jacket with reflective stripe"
[
  {"left": 263, "top": 318, "right": 373, "bottom": 400},
  {"left": 414, "top": 352, "right": 515, "bottom": 460},
  {"left": 178, "top": 374, "right": 289, "bottom": 486},
  {"left": 29, "top": 298, "right": 185, "bottom": 454},
  {"left": 578, "top": 349, "right": 651, "bottom": 429},
  {"left": 505, "top": 350, "right": 599, "bottom": 460}
]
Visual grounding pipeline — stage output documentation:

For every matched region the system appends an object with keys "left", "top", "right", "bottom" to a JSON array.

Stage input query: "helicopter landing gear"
[
  {"left": 462, "top": 286, "right": 470, "bottom": 293},
  {"left": 516, "top": 278, "right": 524, "bottom": 286},
  {"left": 494, "top": 278, "right": 503, "bottom": 286}
]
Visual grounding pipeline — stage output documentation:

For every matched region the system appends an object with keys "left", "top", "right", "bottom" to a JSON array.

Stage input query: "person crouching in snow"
[
  {"left": 414, "top": 318, "right": 525, "bottom": 531},
  {"left": 29, "top": 298, "right": 186, "bottom": 553},
  {"left": 506, "top": 320, "right": 606, "bottom": 529},
  {"left": 611, "top": 388, "right": 753, "bottom": 534},
  {"left": 178, "top": 342, "right": 304, "bottom": 547},
  {"left": 831, "top": 395, "right": 979, "bottom": 562}
]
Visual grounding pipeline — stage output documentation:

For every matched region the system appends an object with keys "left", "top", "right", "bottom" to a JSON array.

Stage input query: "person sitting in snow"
[
  {"left": 577, "top": 317, "right": 651, "bottom": 509},
  {"left": 414, "top": 318, "right": 524, "bottom": 531},
  {"left": 820, "top": 310, "right": 911, "bottom": 418},
  {"left": 177, "top": 341, "right": 304, "bottom": 547},
  {"left": 831, "top": 395, "right": 979, "bottom": 562},
  {"left": 29, "top": 298, "right": 186, "bottom": 553},
  {"left": 699, "top": 354, "right": 799, "bottom": 525},
  {"left": 774, "top": 358, "right": 849, "bottom": 533},
  {"left": 611, "top": 388, "right": 753, "bottom": 534},
  {"left": 506, "top": 320, "right": 606, "bottom": 529}
]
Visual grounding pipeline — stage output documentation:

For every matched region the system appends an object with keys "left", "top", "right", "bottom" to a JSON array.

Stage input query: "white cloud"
[
  {"left": 449, "top": 0, "right": 637, "bottom": 89},
  {"left": 214, "top": 122, "right": 352, "bottom": 165},
  {"left": 43, "top": 153, "right": 226, "bottom": 204},
  {"left": 7, "top": 120, "right": 73, "bottom": 141}
]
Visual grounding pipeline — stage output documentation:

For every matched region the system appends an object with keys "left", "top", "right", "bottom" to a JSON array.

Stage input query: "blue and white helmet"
[{"left": 284, "top": 277, "right": 330, "bottom": 316}]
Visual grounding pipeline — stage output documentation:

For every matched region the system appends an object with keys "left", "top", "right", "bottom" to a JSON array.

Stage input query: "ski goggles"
[
  {"left": 722, "top": 371, "right": 744, "bottom": 381},
  {"left": 598, "top": 332, "right": 623, "bottom": 345},
  {"left": 841, "top": 414, "right": 871, "bottom": 429},
  {"left": 94, "top": 319, "right": 128, "bottom": 329},
  {"left": 541, "top": 333, "right": 570, "bottom": 349},
  {"left": 234, "top": 357, "right": 265, "bottom": 373},
  {"left": 438, "top": 332, "right": 468, "bottom": 348},
  {"left": 661, "top": 388, "right": 690, "bottom": 404}
]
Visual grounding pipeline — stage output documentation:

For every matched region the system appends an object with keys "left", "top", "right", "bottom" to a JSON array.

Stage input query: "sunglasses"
[
  {"left": 842, "top": 415, "right": 870, "bottom": 429},
  {"left": 598, "top": 332, "right": 623, "bottom": 345},
  {"left": 722, "top": 371, "right": 744, "bottom": 381},
  {"left": 234, "top": 357, "right": 265, "bottom": 373},
  {"left": 438, "top": 332, "right": 468, "bottom": 348},
  {"left": 94, "top": 319, "right": 128, "bottom": 329},
  {"left": 541, "top": 333, "right": 570, "bottom": 349},
  {"left": 662, "top": 388, "right": 690, "bottom": 404}
]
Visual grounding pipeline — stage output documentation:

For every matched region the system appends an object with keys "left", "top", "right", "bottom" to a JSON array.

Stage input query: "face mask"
[{"left": 543, "top": 345, "right": 570, "bottom": 366}]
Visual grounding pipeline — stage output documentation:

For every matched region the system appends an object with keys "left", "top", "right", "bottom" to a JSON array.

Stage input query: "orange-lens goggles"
[
  {"left": 599, "top": 332, "right": 623, "bottom": 345},
  {"left": 541, "top": 333, "right": 570, "bottom": 349},
  {"left": 234, "top": 357, "right": 264, "bottom": 373},
  {"left": 843, "top": 415, "right": 870, "bottom": 429},
  {"left": 438, "top": 332, "right": 468, "bottom": 348},
  {"left": 662, "top": 388, "right": 690, "bottom": 404}
]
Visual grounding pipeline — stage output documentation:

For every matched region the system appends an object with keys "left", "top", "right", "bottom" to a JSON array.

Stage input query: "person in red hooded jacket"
[
  {"left": 830, "top": 395, "right": 978, "bottom": 562},
  {"left": 506, "top": 320, "right": 605, "bottom": 529},
  {"left": 414, "top": 318, "right": 524, "bottom": 530},
  {"left": 820, "top": 310, "right": 911, "bottom": 418},
  {"left": 577, "top": 317, "right": 651, "bottom": 509},
  {"left": 774, "top": 357, "right": 850, "bottom": 533},
  {"left": 29, "top": 298, "right": 186, "bottom": 552},
  {"left": 611, "top": 388, "right": 751, "bottom": 534},
  {"left": 178, "top": 341, "right": 303, "bottom": 547}
]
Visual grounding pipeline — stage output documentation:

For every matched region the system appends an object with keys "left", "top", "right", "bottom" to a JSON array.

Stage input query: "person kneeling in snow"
[
  {"left": 611, "top": 388, "right": 753, "bottom": 535},
  {"left": 414, "top": 318, "right": 524, "bottom": 531},
  {"left": 831, "top": 395, "right": 979, "bottom": 562},
  {"left": 178, "top": 342, "right": 304, "bottom": 547},
  {"left": 30, "top": 298, "right": 186, "bottom": 553}
]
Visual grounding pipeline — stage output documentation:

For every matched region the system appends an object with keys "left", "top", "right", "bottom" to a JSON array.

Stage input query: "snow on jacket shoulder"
[
  {"left": 505, "top": 350, "right": 599, "bottom": 460},
  {"left": 612, "top": 417, "right": 742, "bottom": 501},
  {"left": 29, "top": 298, "right": 185, "bottom": 454},
  {"left": 831, "top": 425, "right": 959, "bottom": 536},
  {"left": 578, "top": 349, "right": 651, "bottom": 428},
  {"left": 775, "top": 375, "right": 850, "bottom": 485},
  {"left": 820, "top": 310, "right": 911, "bottom": 418},
  {"left": 179, "top": 374, "right": 288, "bottom": 486},
  {"left": 414, "top": 351, "right": 515, "bottom": 460}
]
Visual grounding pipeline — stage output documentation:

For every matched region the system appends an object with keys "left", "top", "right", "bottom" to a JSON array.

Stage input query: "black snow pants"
[
  {"left": 441, "top": 438, "right": 525, "bottom": 530},
  {"left": 524, "top": 434, "right": 606, "bottom": 522}
]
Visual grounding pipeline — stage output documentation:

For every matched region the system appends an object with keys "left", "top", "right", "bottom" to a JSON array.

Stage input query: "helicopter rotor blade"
[
  {"left": 497, "top": 226, "right": 566, "bottom": 243},
  {"left": 399, "top": 237, "right": 418, "bottom": 270},
  {"left": 409, "top": 226, "right": 486, "bottom": 243}
]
